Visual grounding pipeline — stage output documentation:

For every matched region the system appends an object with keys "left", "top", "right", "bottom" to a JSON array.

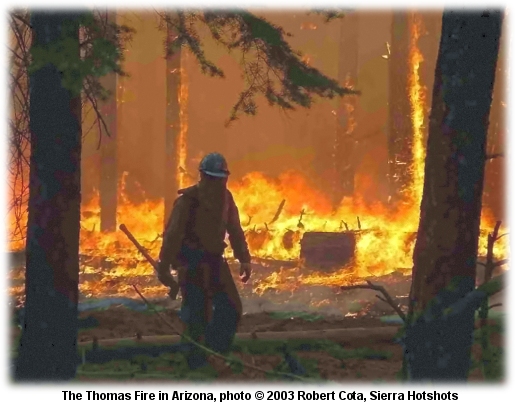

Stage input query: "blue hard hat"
[{"left": 199, "top": 153, "right": 230, "bottom": 178}]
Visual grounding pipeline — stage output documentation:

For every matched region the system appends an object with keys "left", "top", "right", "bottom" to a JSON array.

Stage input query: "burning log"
[
  {"left": 300, "top": 230, "right": 418, "bottom": 270},
  {"left": 300, "top": 232, "right": 356, "bottom": 269}
]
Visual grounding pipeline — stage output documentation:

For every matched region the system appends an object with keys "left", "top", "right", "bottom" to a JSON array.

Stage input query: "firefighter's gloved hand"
[
  {"left": 156, "top": 261, "right": 176, "bottom": 287},
  {"left": 239, "top": 262, "right": 252, "bottom": 283}
]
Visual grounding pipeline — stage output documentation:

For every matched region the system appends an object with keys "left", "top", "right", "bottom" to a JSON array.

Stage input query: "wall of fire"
[{"left": 80, "top": 11, "right": 506, "bottom": 219}]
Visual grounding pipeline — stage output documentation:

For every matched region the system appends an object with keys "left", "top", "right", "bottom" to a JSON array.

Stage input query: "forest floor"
[
  {"left": 9, "top": 261, "right": 505, "bottom": 382},
  {"left": 69, "top": 310, "right": 503, "bottom": 382},
  {"left": 10, "top": 301, "right": 504, "bottom": 383}
]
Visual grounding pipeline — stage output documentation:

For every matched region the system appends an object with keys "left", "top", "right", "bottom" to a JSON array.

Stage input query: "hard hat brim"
[{"left": 202, "top": 170, "right": 229, "bottom": 178}]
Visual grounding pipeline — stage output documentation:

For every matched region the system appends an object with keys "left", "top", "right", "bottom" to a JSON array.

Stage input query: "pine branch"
[{"left": 156, "top": 10, "right": 359, "bottom": 124}]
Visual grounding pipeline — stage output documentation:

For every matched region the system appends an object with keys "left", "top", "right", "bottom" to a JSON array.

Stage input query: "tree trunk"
[
  {"left": 333, "top": 12, "right": 359, "bottom": 207},
  {"left": 406, "top": 10, "right": 502, "bottom": 381},
  {"left": 99, "top": 11, "right": 118, "bottom": 232},
  {"left": 388, "top": 12, "right": 412, "bottom": 204},
  {"left": 15, "top": 12, "right": 82, "bottom": 381},
  {"left": 164, "top": 16, "right": 181, "bottom": 228}
]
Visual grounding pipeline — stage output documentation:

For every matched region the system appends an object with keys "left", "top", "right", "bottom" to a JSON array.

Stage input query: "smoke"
[{"left": 82, "top": 11, "right": 394, "bottom": 206}]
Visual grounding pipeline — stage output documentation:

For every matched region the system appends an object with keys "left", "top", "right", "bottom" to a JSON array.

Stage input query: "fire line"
[{"left": 7, "top": 16, "right": 508, "bottom": 301}]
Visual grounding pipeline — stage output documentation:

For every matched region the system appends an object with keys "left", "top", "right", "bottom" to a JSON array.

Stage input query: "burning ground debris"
[
  {"left": 9, "top": 255, "right": 412, "bottom": 319},
  {"left": 7, "top": 170, "right": 509, "bottom": 303},
  {"left": 7, "top": 10, "right": 508, "bottom": 308}
]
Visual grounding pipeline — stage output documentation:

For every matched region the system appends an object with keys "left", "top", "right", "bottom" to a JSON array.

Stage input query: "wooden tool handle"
[
  {"left": 119, "top": 224, "right": 158, "bottom": 268},
  {"left": 119, "top": 224, "right": 179, "bottom": 300}
]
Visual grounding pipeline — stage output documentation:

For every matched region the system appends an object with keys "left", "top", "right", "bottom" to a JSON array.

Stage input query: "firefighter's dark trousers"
[{"left": 178, "top": 248, "right": 242, "bottom": 358}]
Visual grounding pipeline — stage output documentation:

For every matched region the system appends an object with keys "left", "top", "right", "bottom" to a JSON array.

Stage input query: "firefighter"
[{"left": 156, "top": 152, "right": 252, "bottom": 368}]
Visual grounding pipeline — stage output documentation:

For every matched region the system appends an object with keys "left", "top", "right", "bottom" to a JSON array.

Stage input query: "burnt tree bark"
[
  {"left": 15, "top": 12, "right": 82, "bottom": 381},
  {"left": 164, "top": 16, "right": 181, "bottom": 228},
  {"left": 388, "top": 12, "right": 412, "bottom": 204},
  {"left": 405, "top": 10, "right": 503, "bottom": 381},
  {"left": 333, "top": 12, "right": 359, "bottom": 207},
  {"left": 99, "top": 11, "right": 118, "bottom": 232}
]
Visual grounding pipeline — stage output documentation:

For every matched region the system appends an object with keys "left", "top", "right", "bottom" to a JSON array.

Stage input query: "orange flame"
[
  {"left": 407, "top": 13, "right": 426, "bottom": 206},
  {"left": 7, "top": 161, "right": 29, "bottom": 252},
  {"left": 177, "top": 50, "right": 189, "bottom": 189},
  {"left": 7, "top": 17, "right": 509, "bottom": 300}
]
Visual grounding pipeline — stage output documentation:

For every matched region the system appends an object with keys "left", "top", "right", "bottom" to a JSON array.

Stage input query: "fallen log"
[
  {"left": 299, "top": 231, "right": 419, "bottom": 270},
  {"left": 78, "top": 326, "right": 401, "bottom": 348},
  {"left": 300, "top": 232, "right": 356, "bottom": 269}
]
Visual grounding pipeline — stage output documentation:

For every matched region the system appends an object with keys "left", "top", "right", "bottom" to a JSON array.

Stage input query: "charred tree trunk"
[
  {"left": 333, "top": 12, "right": 359, "bottom": 207},
  {"left": 99, "top": 11, "right": 118, "bottom": 232},
  {"left": 406, "top": 10, "right": 502, "bottom": 381},
  {"left": 15, "top": 12, "right": 82, "bottom": 381},
  {"left": 164, "top": 17, "right": 181, "bottom": 228},
  {"left": 388, "top": 12, "right": 412, "bottom": 204}
]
